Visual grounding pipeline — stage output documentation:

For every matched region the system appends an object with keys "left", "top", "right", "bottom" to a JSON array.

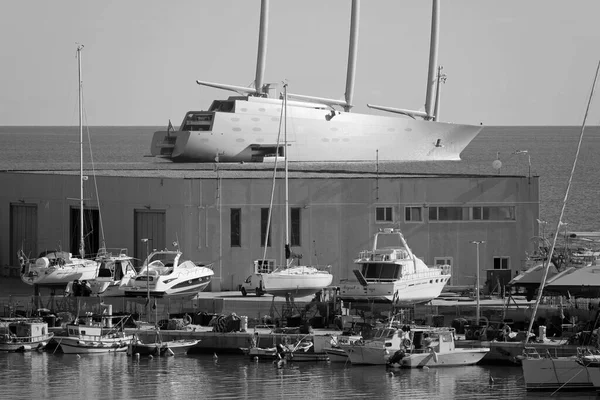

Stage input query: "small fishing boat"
[
  {"left": 324, "top": 334, "right": 362, "bottom": 363},
  {"left": 123, "top": 243, "right": 214, "bottom": 299},
  {"left": 127, "top": 332, "right": 199, "bottom": 357},
  {"left": 56, "top": 314, "right": 134, "bottom": 354},
  {"left": 339, "top": 323, "right": 412, "bottom": 365},
  {"left": 386, "top": 326, "right": 489, "bottom": 368},
  {"left": 0, "top": 318, "right": 54, "bottom": 352},
  {"left": 241, "top": 332, "right": 329, "bottom": 362}
]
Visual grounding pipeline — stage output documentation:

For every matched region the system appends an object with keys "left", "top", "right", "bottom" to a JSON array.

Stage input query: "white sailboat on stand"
[
  {"left": 18, "top": 45, "right": 99, "bottom": 287},
  {"left": 254, "top": 84, "right": 333, "bottom": 299}
]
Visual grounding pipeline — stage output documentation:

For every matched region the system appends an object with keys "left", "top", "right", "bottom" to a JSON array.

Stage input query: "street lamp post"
[{"left": 470, "top": 240, "right": 486, "bottom": 324}]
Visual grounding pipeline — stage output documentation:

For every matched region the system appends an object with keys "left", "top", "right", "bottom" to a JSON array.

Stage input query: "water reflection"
[{"left": 1, "top": 352, "right": 599, "bottom": 400}]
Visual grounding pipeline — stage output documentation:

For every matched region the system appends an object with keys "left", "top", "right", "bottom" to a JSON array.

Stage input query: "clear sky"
[{"left": 2, "top": 0, "right": 600, "bottom": 126}]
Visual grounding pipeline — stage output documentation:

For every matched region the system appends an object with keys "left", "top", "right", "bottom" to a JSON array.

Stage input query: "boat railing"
[
  {"left": 358, "top": 249, "right": 409, "bottom": 262},
  {"left": 10, "top": 332, "right": 54, "bottom": 343},
  {"left": 360, "top": 269, "right": 447, "bottom": 283}
]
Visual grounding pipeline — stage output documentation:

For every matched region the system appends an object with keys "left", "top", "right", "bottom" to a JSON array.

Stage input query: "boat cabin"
[
  {"left": 96, "top": 252, "right": 135, "bottom": 280},
  {"left": 0, "top": 320, "right": 48, "bottom": 342}
]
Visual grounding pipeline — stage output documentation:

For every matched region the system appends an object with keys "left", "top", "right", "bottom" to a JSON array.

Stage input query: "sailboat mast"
[
  {"left": 254, "top": 0, "right": 269, "bottom": 95},
  {"left": 424, "top": 0, "right": 439, "bottom": 120},
  {"left": 525, "top": 60, "right": 600, "bottom": 341},
  {"left": 344, "top": 0, "right": 360, "bottom": 112},
  {"left": 284, "top": 84, "right": 289, "bottom": 257},
  {"left": 77, "top": 44, "right": 85, "bottom": 259}
]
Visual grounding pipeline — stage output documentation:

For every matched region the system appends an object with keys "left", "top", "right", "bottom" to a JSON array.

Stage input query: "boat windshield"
[
  {"left": 360, "top": 263, "right": 401, "bottom": 281},
  {"left": 147, "top": 253, "right": 177, "bottom": 268},
  {"left": 373, "top": 328, "right": 396, "bottom": 339}
]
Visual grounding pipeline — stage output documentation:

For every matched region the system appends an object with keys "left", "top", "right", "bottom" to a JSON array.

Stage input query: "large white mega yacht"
[{"left": 150, "top": 0, "right": 482, "bottom": 163}]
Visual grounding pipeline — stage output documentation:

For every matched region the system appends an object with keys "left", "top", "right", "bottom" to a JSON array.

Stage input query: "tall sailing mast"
[{"left": 77, "top": 44, "right": 85, "bottom": 259}]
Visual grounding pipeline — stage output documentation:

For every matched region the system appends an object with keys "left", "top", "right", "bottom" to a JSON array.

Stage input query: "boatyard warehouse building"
[{"left": 0, "top": 166, "right": 539, "bottom": 293}]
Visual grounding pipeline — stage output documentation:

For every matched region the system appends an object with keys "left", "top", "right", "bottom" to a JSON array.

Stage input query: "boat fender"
[
  {"left": 166, "top": 348, "right": 174, "bottom": 357},
  {"left": 402, "top": 338, "right": 412, "bottom": 349},
  {"left": 35, "top": 257, "right": 50, "bottom": 268},
  {"left": 502, "top": 325, "right": 512, "bottom": 337},
  {"left": 183, "top": 314, "right": 192, "bottom": 326}
]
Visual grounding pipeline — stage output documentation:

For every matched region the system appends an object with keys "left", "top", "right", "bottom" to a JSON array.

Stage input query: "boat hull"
[
  {"left": 325, "top": 347, "right": 349, "bottom": 363},
  {"left": 394, "top": 348, "right": 490, "bottom": 368},
  {"left": 127, "top": 339, "right": 199, "bottom": 356},
  {"left": 58, "top": 336, "right": 134, "bottom": 354},
  {"left": 455, "top": 339, "right": 578, "bottom": 365},
  {"left": 123, "top": 280, "right": 211, "bottom": 298},
  {"left": 261, "top": 272, "right": 333, "bottom": 298},
  {"left": 521, "top": 357, "right": 600, "bottom": 391},
  {"left": 150, "top": 97, "right": 482, "bottom": 163},
  {"left": 339, "top": 276, "right": 449, "bottom": 304},
  {"left": 338, "top": 343, "right": 387, "bottom": 365},
  {"left": 21, "top": 264, "right": 98, "bottom": 286},
  {"left": 0, "top": 335, "right": 53, "bottom": 352}
]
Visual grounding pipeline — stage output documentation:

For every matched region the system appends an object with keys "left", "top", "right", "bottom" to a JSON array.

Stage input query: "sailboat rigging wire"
[
  {"left": 83, "top": 102, "right": 106, "bottom": 253},
  {"left": 525, "top": 60, "right": 600, "bottom": 342},
  {"left": 261, "top": 85, "right": 286, "bottom": 261}
]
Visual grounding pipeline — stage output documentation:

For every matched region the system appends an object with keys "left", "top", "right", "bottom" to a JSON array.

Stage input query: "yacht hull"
[
  {"left": 261, "top": 272, "right": 333, "bottom": 298},
  {"left": 150, "top": 97, "right": 482, "bottom": 163},
  {"left": 21, "top": 263, "right": 98, "bottom": 286},
  {"left": 339, "top": 276, "right": 449, "bottom": 304}
]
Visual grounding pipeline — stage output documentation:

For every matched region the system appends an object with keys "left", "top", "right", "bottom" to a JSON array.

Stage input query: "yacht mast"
[
  {"left": 424, "top": 0, "right": 440, "bottom": 120},
  {"left": 525, "top": 60, "right": 600, "bottom": 341},
  {"left": 77, "top": 44, "right": 85, "bottom": 259},
  {"left": 283, "top": 84, "right": 289, "bottom": 262},
  {"left": 344, "top": 0, "right": 360, "bottom": 112},
  {"left": 254, "top": 0, "right": 269, "bottom": 95}
]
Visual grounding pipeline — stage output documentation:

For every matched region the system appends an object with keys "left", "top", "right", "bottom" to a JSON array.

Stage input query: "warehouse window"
[
  {"left": 473, "top": 206, "right": 515, "bottom": 221},
  {"left": 376, "top": 207, "right": 393, "bottom": 222},
  {"left": 429, "top": 206, "right": 468, "bottom": 221},
  {"left": 291, "top": 207, "right": 301, "bottom": 246},
  {"left": 493, "top": 256, "right": 509, "bottom": 270},
  {"left": 405, "top": 207, "right": 423, "bottom": 222},
  {"left": 230, "top": 208, "right": 241, "bottom": 247}
]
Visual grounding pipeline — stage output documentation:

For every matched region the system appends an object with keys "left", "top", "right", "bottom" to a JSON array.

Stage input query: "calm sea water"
[
  {"left": 2, "top": 351, "right": 595, "bottom": 400},
  {"left": 2, "top": 125, "right": 600, "bottom": 399}
]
